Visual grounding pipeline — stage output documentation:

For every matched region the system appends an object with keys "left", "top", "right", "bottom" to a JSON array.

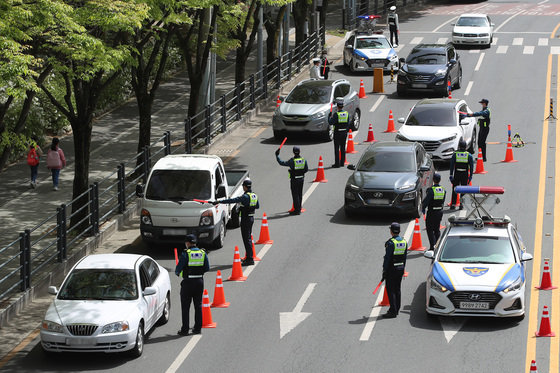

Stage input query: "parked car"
[
  {"left": 40, "top": 254, "right": 171, "bottom": 357},
  {"left": 452, "top": 14, "right": 494, "bottom": 48},
  {"left": 343, "top": 32, "right": 399, "bottom": 73},
  {"left": 397, "top": 43, "right": 462, "bottom": 97},
  {"left": 344, "top": 141, "right": 434, "bottom": 218},
  {"left": 272, "top": 79, "right": 360, "bottom": 141},
  {"left": 395, "top": 98, "right": 477, "bottom": 161}
]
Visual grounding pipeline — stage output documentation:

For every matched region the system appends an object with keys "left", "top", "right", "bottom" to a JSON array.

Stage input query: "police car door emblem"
[{"left": 463, "top": 267, "right": 489, "bottom": 277}]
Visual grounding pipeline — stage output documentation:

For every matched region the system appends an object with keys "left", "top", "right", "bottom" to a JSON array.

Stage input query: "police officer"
[
  {"left": 328, "top": 98, "right": 350, "bottom": 168},
  {"left": 422, "top": 173, "right": 446, "bottom": 251},
  {"left": 449, "top": 139, "right": 474, "bottom": 210},
  {"left": 175, "top": 234, "right": 210, "bottom": 336},
  {"left": 320, "top": 49, "right": 330, "bottom": 79},
  {"left": 275, "top": 146, "right": 309, "bottom": 215},
  {"left": 467, "top": 98, "right": 490, "bottom": 162},
  {"left": 387, "top": 6, "right": 399, "bottom": 47},
  {"left": 310, "top": 58, "right": 322, "bottom": 79},
  {"left": 382, "top": 222, "right": 407, "bottom": 318},
  {"left": 212, "top": 179, "right": 259, "bottom": 265}
]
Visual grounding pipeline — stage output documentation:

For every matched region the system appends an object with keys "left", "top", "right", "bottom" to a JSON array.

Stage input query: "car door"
[
  {"left": 139, "top": 260, "right": 158, "bottom": 330},
  {"left": 344, "top": 35, "right": 355, "bottom": 64},
  {"left": 447, "top": 45, "right": 458, "bottom": 83},
  {"left": 416, "top": 145, "right": 432, "bottom": 192},
  {"left": 458, "top": 102, "right": 474, "bottom": 144}
]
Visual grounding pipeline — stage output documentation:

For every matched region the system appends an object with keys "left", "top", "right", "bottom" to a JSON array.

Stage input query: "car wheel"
[
  {"left": 211, "top": 219, "right": 226, "bottom": 249},
  {"left": 129, "top": 323, "right": 144, "bottom": 358},
  {"left": 351, "top": 110, "right": 360, "bottom": 131},
  {"left": 157, "top": 293, "right": 171, "bottom": 326},
  {"left": 414, "top": 192, "right": 422, "bottom": 218},
  {"left": 468, "top": 129, "right": 476, "bottom": 154},
  {"left": 273, "top": 130, "right": 284, "bottom": 141},
  {"left": 453, "top": 70, "right": 462, "bottom": 89}
]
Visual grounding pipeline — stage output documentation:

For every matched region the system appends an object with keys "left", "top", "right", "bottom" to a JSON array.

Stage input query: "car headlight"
[
  {"left": 395, "top": 133, "right": 409, "bottom": 141},
  {"left": 141, "top": 209, "right": 152, "bottom": 226},
  {"left": 441, "top": 134, "right": 457, "bottom": 143},
  {"left": 102, "top": 321, "right": 130, "bottom": 334},
  {"left": 310, "top": 111, "right": 327, "bottom": 120},
  {"left": 347, "top": 183, "right": 360, "bottom": 190},
  {"left": 200, "top": 209, "right": 213, "bottom": 226},
  {"left": 42, "top": 320, "right": 64, "bottom": 333},
  {"left": 452, "top": 32, "right": 462, "bottom": 37},
  {"left": 398, "top": 183, "right": 416, "bottom": 191},
  {"left": 353, "top": 52, "right": 366, "bottom": 61},
  {"left": 479, "top": 33, "right": 489, "bottom": 37},
  {"left": 503, "top": 276, "right": 523, "bottom": 293},
  {"left": 430, "top": 276, "right": 448, "bottom": 292},
  {"left": 434, "top": 68, "right": 447, "bottom": 77},
  {"left": 402, "top": 190, "right": 416, "bottom": 200}
]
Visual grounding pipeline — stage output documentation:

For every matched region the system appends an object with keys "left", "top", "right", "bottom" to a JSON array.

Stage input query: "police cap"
[
  {"left": 390, "top": 5, "right": 396, "bottom": 11},
  {"left": 458, "top": 139, "right": 467, "bottom": 150},
  {"left": 293, "top": 146, "right": 301, "bottom": 155},
  {"left": 433, "top": 173, "right": 441, "bottom": 183},
  {"left": 478, "top": 98, "right": 489, "bottom": 104},
  {"left": 242, "top": 178, "right": 252, "bottom": 188},
  {"left": 336, "top": 97, "right": 344, "bottom": 107},
  {"left": 185, "top": 234, "right": 197, "bottom": 244},
  {"left": 390, "top": 222, "right": 400, "bottom": 233},
  {"left": 312, "top": 57, "right": 321, "bottom": 63}
]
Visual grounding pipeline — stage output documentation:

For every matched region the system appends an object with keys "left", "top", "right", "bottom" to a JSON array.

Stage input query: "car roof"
[
  {"left": 152, "top": 154, "right": 220, "bottom": 171},
  {"left": 366, "top": 141, "right": 419, "bottom": 153},
  {"left": 75, "top": 254, "right": 147, "bottom": 270},
  {"left": 446, "top": 223, "right": 511, "bottom": 239},
  {"left": 297, "top": 79, "right": 349, "bottom": 87},
  {"left": 411, "top": 43, "right": 450, "bottom": 52},
  {"left": 413, "top": 98, "right": 463, "bottom": 108},
  {"left": 457, "top": 13, "right": 488, "bottom": 18},
  {"left": 355, "top": 34, "right": 387, "bottom": 39}
]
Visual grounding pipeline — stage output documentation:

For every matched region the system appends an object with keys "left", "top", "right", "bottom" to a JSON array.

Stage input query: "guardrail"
[{"left": 0, "top": 28, "right": 323, "bottom": 304}]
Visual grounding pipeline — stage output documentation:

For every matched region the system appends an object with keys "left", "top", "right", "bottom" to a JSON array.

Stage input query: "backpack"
[
  {"left": 27, "top": 147, "right": 39, "bottom": 166},
  {"left": 46, "top": 148, "right": 62, "bottom": 169}
]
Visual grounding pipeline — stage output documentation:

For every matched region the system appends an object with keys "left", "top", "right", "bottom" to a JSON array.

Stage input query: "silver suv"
[{"left": 272, "top": 79, "right": 361, "bottom": 141}]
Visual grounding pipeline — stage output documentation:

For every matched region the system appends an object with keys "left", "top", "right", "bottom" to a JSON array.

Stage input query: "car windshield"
[
  {"left": 285, "top": 85, "right": 332, "bottom": 104},
  {"left": 439, "top": 236, "right": 515, "bottom": 264},
  {"left": 406, "top": 53, "right": 446, "bottom": 65},
  {"left": 146, "top": 169, "right": 211, "bottom": 201},
  {"left": 356, "top": 37, "right": 391, "bottom": 49},
  {"left": 58, "top": 269, "right": 138, "bottom": 300},
  {"left": 357, "top": 151, "right": 415, "bottom": 172},
  {"left": 456, "top": 17, "right": 489, "bottom": 27},
  {"left": 406, "top": 106, "right": 456, "bottom": 126}
]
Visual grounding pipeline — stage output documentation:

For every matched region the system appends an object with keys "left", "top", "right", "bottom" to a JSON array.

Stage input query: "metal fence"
[{"left": 0, "top": 28, "right": 323, "bottom": 304}]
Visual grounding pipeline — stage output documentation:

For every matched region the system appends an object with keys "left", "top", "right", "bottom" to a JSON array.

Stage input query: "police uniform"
[
  {"left": 310, "top": 58, "right": 322, "bottom": 79},
  {"left": 422, "top": 181, "right": 446, "bottom": 250},
  {"left": 175, "top": 236, "right": 210, "bottom": 335},
  {"left": 328, "top": 103, "right": 350, "bottom": 167},
  {"left": 320, "top": 54, "right": 330, "bottom": 79},
  {"left": 469, "top": 100, "right": 491, "bottom": 162},
  {"left": 383, "top": 226, "right": 407, "bottom": 318},
  {"left": 276, "top": 147, "right": 309, "bottom": 215},
  {"left": 449, "top": 147, "right": 474, "bottom": 209},
  {"left": 388, "top": 7, "right": 399, "bottom": 46}
]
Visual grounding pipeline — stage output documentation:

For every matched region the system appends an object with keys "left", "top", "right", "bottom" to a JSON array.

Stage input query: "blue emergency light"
[
  {"left": 357, "top": 15, "right": 380, "bottom": 19},
  {"left": 454, "top": 186, "right": 504, "bottom": 194}
]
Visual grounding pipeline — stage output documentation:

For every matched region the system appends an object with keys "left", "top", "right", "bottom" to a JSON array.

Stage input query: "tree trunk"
[
  {"left": 293, "top": 0, "right": 309, "bottom": 46},
  {"left": 264, "top": 6, "right": 287, "bottom": 65}
]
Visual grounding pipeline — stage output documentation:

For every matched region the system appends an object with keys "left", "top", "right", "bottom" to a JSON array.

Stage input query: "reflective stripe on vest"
[
  {"left": 478, "top": 108, "right": 490, "bottom": 128},
  {"left": 455, "top": 151, "right": 469, "bottom": 172},
  {"left": 292, "top": 157, "right": 306, "bottom": 178},
  {"left": 390, "top": 237, "right": 407, "bottom": 267},
  {"left": 240, "top": 192, "right": 258, "bottom": 217},
  {"left": 388, "top": 14, "right": 397, "bottom": 26},
  {"left": 180, "top": 248, "right": 206, "bottom": 278},
  {"left": 337, "top": 111, "right": 349, "bottom": 123},
  {"left": 430, "top": 186, "right": 445, "bottom": 209}
]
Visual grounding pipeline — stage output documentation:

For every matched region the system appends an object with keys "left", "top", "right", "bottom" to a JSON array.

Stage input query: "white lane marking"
[
  {"left": 440, "top": 318, "right": 467, "bottom": 343},
  {"left": 302, "top": 181, "right": 320, "bottom": 204},
  {"left": 494, "top": 11, "right": 524, "bottom": 33},
  {"left": 410, "top": 37, "right": 423, "bottom": 45},
  {"left": 243, "top": 243, "right": 272, "bottom": 277},
  {"left": 369, "top": 95, "right": 386, "bottom": 113},
  {"left": 496, "top": 45, "right": 508, "bottom": 54},
  {"left": 279, "top": 283, "right": 316, "bottom": 338},
  {"left": 538, "top": 0, "right": 549, "bottom": 4},
  {"left": 492, "top": 37, "right": 498, "bottom": 45},
  {"left": 433, "top": 16, "right": 458, "bottom": 33},
  {"left": 359, "top": 284, "right": 386, "bottom": 341},
  {"left": 538, "top": 38, "right": 548, "bottom": 46},
  {"left": 523, "top": 46, "right": 535, "bottom": 54},
  {"left": 552, "top": 47, "right": 560, "bottom": 55},
  {"left": 465, "top": 81, "right": 473, "bottom": 96},
  {"left": 474, "top": 53, "right": 485, "bottom": 71},
  {"left": 403, "top": 219, "right": 415, "bottom": 242},
  {"left": 395, "top": 45, "right": 404, "bottom": 52},
  {"left": 512, "top": 38, "right": 523, "bottom": 46},
  {"left": 437, "top": 37, "right": 448, "bottom": 44},
  {"left": 469, "top": 49, "right": 480, "bottom": 54},
  {"left": 165, "top": 334, "right": 202, "bottom": 373}
]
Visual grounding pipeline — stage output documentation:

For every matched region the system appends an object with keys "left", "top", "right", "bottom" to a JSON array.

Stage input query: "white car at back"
[{"left": 452, "top": 14, "right": 494, "bottom": 48}]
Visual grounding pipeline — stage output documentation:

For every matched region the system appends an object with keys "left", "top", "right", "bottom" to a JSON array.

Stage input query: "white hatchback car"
[
  {"left": 452, "top": 14, "right": 494, "bottom": 48},
  {"left": 40, "top": 254, "right": 171, "bottom": 357}
]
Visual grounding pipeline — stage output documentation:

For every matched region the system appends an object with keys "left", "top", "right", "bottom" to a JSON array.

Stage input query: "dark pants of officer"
[
  {"left": 385, "top": 269, "right": 404, "bottom": 315},
  {"left": 180, "top": 278, "right": 204, "bottom": 332},
  {"left": 240, "top": 216, "right": 254, "bottom": 260},
  {"left": 478, "top": 126, "right": 490, "bottom": 161},
  {"left": 290, "top": 177, "right": 304, "bottom": 213},
  {"left": 333, "top": 131, "right": 347, "bottom": 167},
  {"left": 321, "top": 65, "right": 329, "bottom": 79},
  {"left": 389, "top": 25, "right": 399, "bottom": 46},
  {"left": 451, "top": 172, "right": 469, "bottom": 207},
  {"left": 426, "top": 210, "right": 443, "bottom": 250}
]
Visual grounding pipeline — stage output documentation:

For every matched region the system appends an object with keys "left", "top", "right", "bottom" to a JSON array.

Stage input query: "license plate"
[
  {"left": 372, "top": 63, "right": 384, "bottom": 68},
  {"left": 66, "top": 337, "right": 95, "bottom": 346},
  {"left": 459, "top": 301, "right": 489, "bottom": 310},
  {"left": 163, "top": 228, "right": 187, "bottom": 236},
  {"left": 367, "top": 199, "right": 390, "bottom": 205},
  {"left": 412, "top": 83, "right": 427, "bottom": 88}
]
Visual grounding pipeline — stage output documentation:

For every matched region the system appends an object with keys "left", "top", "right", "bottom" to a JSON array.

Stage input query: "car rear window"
[
  {"left": 356, "top": 38, "right": 390, "bottom": 49},
  {"left": 285, "top": 85, "right": 332, "bottom": 104},
  {"left": 439, "top": 236, "right": 515, "bottom": 264},
  {"left": 406, "top": 53, "right": 446, "bottom": 65},
  {"left": 358, "top": 151, "right": 415, "bottom": 172},
  {"left": 406, "top": 106, "right": 456, "bottom": 126}
]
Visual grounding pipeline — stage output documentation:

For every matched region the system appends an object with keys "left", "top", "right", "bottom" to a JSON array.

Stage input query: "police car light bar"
[
  {"left": 454, "top": 186, "right": 504, "bottom": 194},
  {"left": 358, "top": 15, "right": 381, "bottom": 19}
]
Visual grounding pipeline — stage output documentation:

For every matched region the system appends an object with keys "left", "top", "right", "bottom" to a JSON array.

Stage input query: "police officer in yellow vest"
[
  {"left": 449, "top": 139, "right": 474, "bottom": 210},
  {"left": 467, "top": 98, "right": 490, "bottom": 162},
  {"left": 275, "top": 146, "right": 309, "bottom": 215},
  {"left": 175, "top": 234, "right": 210, "bottom": 336},
  {"left": 328, "top": 98, "right": 350, "bottom": 168},
  {"left": 422, "top": 173, "right": 446, "bottom": 251},
  {"left": 382, "top": 222, "right": 407, "bottom": 318},
  {"left": 213, "top": 179, "right": 259, "bottom": 265}
]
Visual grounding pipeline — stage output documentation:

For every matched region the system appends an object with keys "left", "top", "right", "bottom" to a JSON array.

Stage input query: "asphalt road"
[{"left": 3, "top": 1, "right": 560, "bottom": 372}]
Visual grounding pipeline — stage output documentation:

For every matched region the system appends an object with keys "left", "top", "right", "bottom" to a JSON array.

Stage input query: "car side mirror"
[
  {"left": 449, "top": 58, "right": 457, "bottom": 65},
  {"left": 216, "top": 185, "right": 227, "bottom": 199},
  {"left": 136, "top": 184, "right": 144, "bottom": 198},
  {"left": 347, "top": 164, "right": 356, "bottom": 170},
  {"left": 521, "top": 252, "right": 533, "bottom": 262},
  {"left": 346, "top": 44, "right": 353, "bottom": 48},
  {"left": 491, "top": 23, "right": 495, "bottom": 27},
  {"left": 419, "top": 165, "right": 430, "bottom": 172},
  {"left": 398, "top": 117, "right": 405, "bottom": 123},
  {"left": 48, "top": 286, "right": 58, "bottom": 295},
  {"left": 423, "top": 251, "right": 434, "bottom": 259},
  {"left": 143, "top": 287, "right": 157, "bottom": 296}
]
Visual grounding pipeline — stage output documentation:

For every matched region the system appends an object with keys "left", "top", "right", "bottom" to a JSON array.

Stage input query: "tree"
[
  {"left": 263, "top": 5, "right": 287, "bottom": 65},
  {"left": 292, "top": 0, "right": 310, "bottom": 46}
]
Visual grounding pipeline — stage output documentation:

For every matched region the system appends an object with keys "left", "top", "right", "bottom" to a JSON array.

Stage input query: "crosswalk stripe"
[
  {"left": 551, "top": 46, "right": 560, "bottom": 55},
  {"left": 437, "top": 37, "right": 448, "bottom": 44},
  {"left": 513, "top": 37, "right": 523, "bottom": 45},
  {"left": 539, "top": 38, "right": 549, "bottom": 46},
  {"left": 497, "top": 45, "right": 509, "bottom": 54},
  {"left": 523, "top": 46, "right": 535, "bottom": 54},
  {"left": 469, "top": 49, "right": 480, "bottom": 54},
  {"left": 410, "top": 37, "right": 423, "bottom": 45}
]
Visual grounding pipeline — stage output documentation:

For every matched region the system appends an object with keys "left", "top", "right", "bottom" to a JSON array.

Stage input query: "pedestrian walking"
[
  {"left": 275, "top": 146, "right": 309, "bottom": 215},
  {"left": 449, "top": 139, "right": 474, "bottom": 210},
  {"left": 328, "top": 98, "right": 350, "bottom": 168},
  {"left": 388, "top": 6, "right": 399, "bottom": 47},
  {"left": 382, "top": 222, "right": 407, "bottom": 318},
  {"left": 310, "top": 57, "right": 322, "bottom": 79},
  {"left": 175, "top": 234, "right": 209, "bottom": 336},
  {"left": 27, "top": 140, "right": 42, "bottom": 189},
  {"left": 422, "top": 173, "right": 446, "bottom": 251},
  {"left": 320, "top": 49, "right": 330, "bottom": 79},
  {"left": 212, "top": 179, "right": 259, "bottom": 265},
  {"left": 467, "top": 98, "right": 491, "bottom": 162},
  {"left": 46, "top": 137, "right": 66, "bottom": 191}
]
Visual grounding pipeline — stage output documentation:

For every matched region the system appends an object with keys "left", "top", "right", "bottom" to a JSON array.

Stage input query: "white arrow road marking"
[
  {"left": 440, "top": 317, "right": 467, "bottom": 343},
  {"left": 279, "top": 283, "right": 316, "bottom": 339}
]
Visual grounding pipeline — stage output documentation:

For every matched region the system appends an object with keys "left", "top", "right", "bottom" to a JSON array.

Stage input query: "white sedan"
[
  {"left": 343, "top": 33, "right": 399, "bottom": 73},
  {"left": 40, "top": 254, "right": 171, "bottom": 357},
  {"left": 452, "top": 14, "right": 494, "bottom": 48}
]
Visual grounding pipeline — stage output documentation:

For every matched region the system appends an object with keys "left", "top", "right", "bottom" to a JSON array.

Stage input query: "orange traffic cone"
[
  {"left": 535, "top": 305, "right": 555, "bottom": 337},
  {"left": 378, "top": 287, "right": 390, "bottom": 306},
  {"left": 227, "top": 246, "right": 247, "bottom": 281},
  {"left": 276, "top": 95, "right": 281, "bottom": 107},
  {"left": 536, "top": 259, "right": 557, "bottom": 290},
  {"left": 447, "top": 80, "right": 452, "bottom": 99},
  {"left": 346, "top": 130, "right": 357, "bottom": 154},
  {"left": 474, "top": 148, "right": 487, "bottom": 174},
  {"left": 339, "top": 150, "right": 349, "bottom": 165},
  {"left": 383, "top": 110, "right": 397, "bottom": 133},
  {"left": 364, "top": 123, "right": 377, "bottom": 143},
  {"left": 211, "top": 270, "right": 230, "bottom": 308},
  {"left": 313, "top": 156, "right": 328, "bottom": 182},
  {"left": 530, "top": 360, "right": 538, "bottom": 372},
  {"left": 202, "top": 289, "right": 217, "bottom": 328},
  {"left": 408, "top": 218, "right": 426, "bottom": 251},
  {"left": 243, "top": 235, "right": 262, "bottom": 261},
  {"left": 255, "top": 213, "right": 273, "bottom": 244},
  {"left": 358, "top": 79, "right": 367, "bottom": 98},
  {"left": 502, "top": 136, "right": 518, "bottom": 163}
]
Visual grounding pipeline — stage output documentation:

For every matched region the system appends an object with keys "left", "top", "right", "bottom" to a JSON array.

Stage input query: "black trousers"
[
  {"left": 389, "top": 25, "right": 399, "bottom": 46},
  {"left": 426, "top": 210, "right": 443, "bottom": 250},
  {"left": 478, "top": 126, "right": 490, "bottom": 161},
  {"left": 333, "top": 131, "right": 347, "bottom": 167},
  {"left": 180, "top": 278, "right": 204, "bottom": 331},
  {"left": 290, "top": 177, "right": 304, "bottom": 213},
  {"left": 385, "top": 269, "right": 404, "bottom": 314},
  {"left": 240, "top": 216, "right": 254, "bottom": 260},
  {"left": 451, "top": 171, "right": 469, "bottom": 206}
]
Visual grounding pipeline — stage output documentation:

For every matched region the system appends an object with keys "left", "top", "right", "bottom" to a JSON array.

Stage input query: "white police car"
[
  {"left": 424, "top": 186, "right": 533, "bottom": 320},
  {"left": 343, "top": 29, "right": 399, "bottom": 73}
]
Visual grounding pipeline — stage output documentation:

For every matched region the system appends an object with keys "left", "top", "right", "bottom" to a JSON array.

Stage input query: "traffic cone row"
[
  {"left": 211, "top": 271, "right": 230, "bottom": 308},
  {"left": 384, "top": 110, "right": 397, "bottom": 133},
  {"left": 474, "top": 148, "right": 487, "bottom": 174},
  {"left": 202, "top": 289, "right": 217, "bottom": 328},
  {"left": 364, "top": 123, "right": 377, "bottom": 143},
  {"left": 346, "top": 130, "right": 357, "bottom": 154},
  {"left": 358, "top": 79, "right": 367, "bottom": 98},
  {"left": 256, "top": 213, "right": 273, "bottom": 244},
  {"left": 314, "top": 156, "right": 328, "bottom": 182},
  {"left": 535, "top": 305, "right": 555, "bottom": 337},
  {"left": 535, "top": 259, "right": 557, "bottom": 290},
  {"left": 408, "top": 218, "right": 426, "bottom": 251},
  {"left": 276, "top": 95, "right": 281, "bottom": 107}
]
